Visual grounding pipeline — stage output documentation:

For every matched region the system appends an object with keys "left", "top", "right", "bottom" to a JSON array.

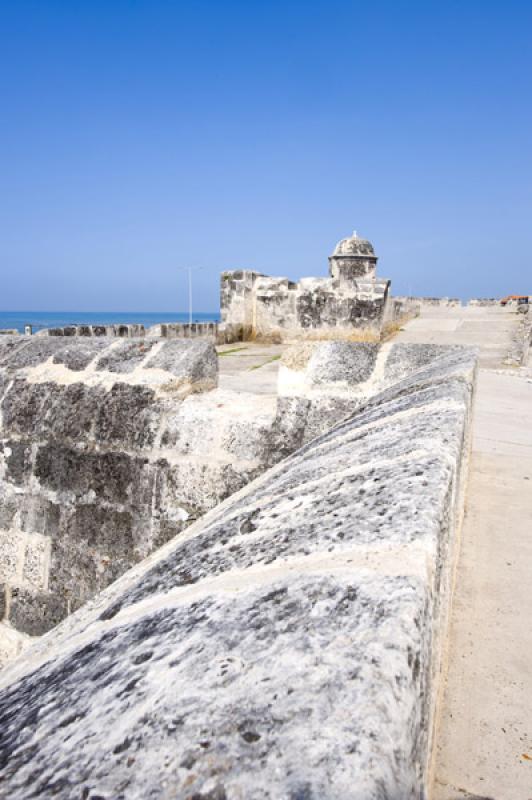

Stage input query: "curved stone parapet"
[{"left": 0, "top": 343, "right": 477, "bottom": 798}]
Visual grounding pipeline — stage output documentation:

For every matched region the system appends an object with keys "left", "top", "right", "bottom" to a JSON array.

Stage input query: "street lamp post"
[{"left": 178, "top": 266, "right": 204, "bottom": 324}]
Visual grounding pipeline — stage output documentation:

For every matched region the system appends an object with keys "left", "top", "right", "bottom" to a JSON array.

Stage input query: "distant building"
[{"left": 220, "top": 232, "right": 391, "bottom": 340}]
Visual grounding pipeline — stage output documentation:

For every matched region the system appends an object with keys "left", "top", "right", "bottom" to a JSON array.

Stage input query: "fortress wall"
[
  {"left": 0, "top": 335, "right": 372, "bottom": 663},
  {"left": 37, "top": 324, "right": 148, "bottom": 338},
  {"left": 0, "top": 336, "right": 299, "bottom": 662},
  {"left": 0, "top": 343, "right": 477, "bottom": 798},
  {"left": 220, "top": 270, "right": 263, "bottom": 335},
  {"left": 468, "top": 298, "right": 500, "bottom": 306},
  {"left": 0, "top": 336, "right": 216, "bottom": 658},
  {"left": 221, "top": 271, "right": 391, "bottom": 342},
  {"left": 381, "top": 295, "right": 421, "bottom": 328},
  {"left": 36, "top": 322, "right": 221, "bottom": 341},
  {"left": 417, "top": 297, "right": 462, "bottom": 308},
  {"left": 146, "top": 322, "right": 218, "bottom": 340}
]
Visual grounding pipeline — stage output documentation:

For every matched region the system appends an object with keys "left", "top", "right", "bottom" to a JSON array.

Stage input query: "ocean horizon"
[{"left": 0, "top": 310, "right": 220, "bottom": 334}]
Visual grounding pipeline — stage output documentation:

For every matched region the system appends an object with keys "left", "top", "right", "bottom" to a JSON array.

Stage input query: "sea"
[{"left": 0, "top": 311, "right": 220, "bottom": 335}]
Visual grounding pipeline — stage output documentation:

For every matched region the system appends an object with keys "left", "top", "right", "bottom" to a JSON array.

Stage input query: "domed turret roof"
[{"left": 332, "top": 232, "right": 375, "bottom": 258}]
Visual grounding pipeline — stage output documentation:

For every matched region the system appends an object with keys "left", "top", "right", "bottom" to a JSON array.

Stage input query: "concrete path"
[
  {"left": 397, "top": 307, "right": 532, "bottom": 799},
  {"left": 396, "top": 305, "right": 519, "bottom": 368},
  {"left": 217, "top": 343, "right": 282, "bottom": 396}
]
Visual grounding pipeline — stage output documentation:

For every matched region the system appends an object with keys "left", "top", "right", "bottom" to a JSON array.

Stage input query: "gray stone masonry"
[
  {"left": 0, "top": 337, "right": 234, "bottom": 649},
  {"left": 0, "top": 342, "right": 476, "bottom": 798},
  {"left": 220, "top": 234, "right": 392, "bottom": 340},
  {"left": 37, "top": 322, "right": 221, "bottom": 341}
]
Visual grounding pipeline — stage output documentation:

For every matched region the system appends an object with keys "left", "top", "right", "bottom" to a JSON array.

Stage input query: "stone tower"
[{"left": 328, "top": 232, "right": 378, "bottom": 287}]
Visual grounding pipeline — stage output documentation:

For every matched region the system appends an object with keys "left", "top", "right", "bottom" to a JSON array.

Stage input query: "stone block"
[
  {"left": 22, "top": 534, "right": 50, "bottom": 589},
  {"left": 144, "top": 339, "right": 218, "bottom": 390},
  {"left": 0, "top": 530, "right": 24, "bottom": 582},
  {"left": 93, "top": 383, "right": 157, "bottom": 448},
  {"left": 2, "top": 338, "right": 67, "bottom": 369},
  {"left": 2, "top": 440, "right": 33, "bottom": 486},
  {"left": 34, "top": 443, "right": 148, "bottom": 505},
  {"left": 19, "top": 496, "right": 61, "bottom": 537},
  {"left": 307, "top": 341, "right": 379, "bottom": 386},
  {"left": 51, "top": 338, "right": 109, "bottom": 371},
  {"left": 6, "top": 586, "right": 68, "bottom": 636},
  {"left": 0, "top": 489, "right": 18, "bottom": 529},
  {"left": 0, "top": 622, "right": 29, "bottom": 667},
  {"left": 1, "top": 380, "right": 55, "bottom": 437},
  {"left": 96, "top": 340, "right": 157, "bottom": 373}
]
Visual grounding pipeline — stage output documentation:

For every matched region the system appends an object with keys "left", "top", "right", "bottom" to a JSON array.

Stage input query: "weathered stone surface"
[
  {"left": 306, "top": 341, "right": 379, "bottom": 385},
  {"left": 147, "top": 322, "right": 219, "bottom": 341},
  {"left": 221, "top": 234, "right": 393, "bottom": 340},
  {"left": 145, "top": 339, "right": 218, "bottom": 388},
  {"left": 1, "top": 338, "right": 67, "bottom": 369},
  {"left": 0, "top": 338, "right": 230, "bottom": 642},
  {"left": 0, "top": 623, "right": 28, "bottom": 666},
  {"left": 0, "top": 344, "right": 476, "bottom": 799},
  {"left": 52, "top": 339, "right": 109, "bottom": 371},
  {"left": 2, "top": 336, "right": 369, "bottom": 647},
  {"left": 96, "top": 340, "right": 157, "bottom": 373}
]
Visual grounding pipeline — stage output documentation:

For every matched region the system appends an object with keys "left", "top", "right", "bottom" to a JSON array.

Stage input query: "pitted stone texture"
[
  {"left": 381, "top": 343, "right": 464, "bottom": 387},
  {"left": 0, "top": 345, "right": 476, "bottom": 798},
  {"left": 307, "top": 341, "right": 379, "bottom": 385},
  {"left": 0, "top": 338, "right": 67, "bottom": 369},
  {"left": 99, "top": 376, "right": 471, "bottom": 619},
  {"left": 0, "top": 339, "right": 275, "bottom": 641},
  {"left": 279, "top": 341, "right": 477, "bottom": 448},
  {"left": 0, "top": 624, "right": 29, "bottom": 666},
  {"left": 51, "top": 339, "right": 109, "bottom": 371},
  {"left": 0, "top": 335, "right": 219, "bottom": 394},
  {"left": 145, "top": 339, "right": 218, "bottom": 387},
  {"left": 0, "top": 530, "right": 22, "bottom": 582},
  {"left": 1, "top": 335, "right": 336, "bottom": 642},
  {"left": 0, "top": 574, "right": 429, "bottom": 800},
  {"left": 0, "top": 337, "right": 27, "bottom": 365},
  {"left": 95, "top": 340, "right": 157, "bottom": 373},
  {"left": 21, "top": 535, "right": 49, "bottom": 589}
]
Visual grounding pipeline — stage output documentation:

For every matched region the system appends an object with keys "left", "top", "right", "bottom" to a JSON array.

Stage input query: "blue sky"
[{"left": 1, "top": 0, "right": 531, "bottom": 311}]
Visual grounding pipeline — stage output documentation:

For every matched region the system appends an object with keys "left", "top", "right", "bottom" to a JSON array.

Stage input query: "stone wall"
[
  {"left": 36, "top": 322, "right": 221, "bottom": 341},
  {"left": 37, "top": 323, "right": 147, "bottom": 338},
  {"left": 220, "top": 235, "right": 392, "bottom": 341},
  {"left": 222, "top": 270, "right": 392, "bottom": 341},
  {"left": 0, "top": 336, "right": 314, "bottom": 662},
  {"left": 467, "top": 298, "right": 500, "bottom": 307},
  {"left": 0, "top": 342, "right": 476, "bottom": 798},
  {"left": 221, "top": 271, "right": 391, "bottom": 341},
  {"left": 3, "top": 334, "right": 389, "bottom": 662},
  {"left": 220, "top": 270, "right": 263, "bottom": 336},
  {"left": 418, "top": 297, "right": 462, "bottom": 308},
  {"left": 146, "top": 322, "right": 219, "bottom": 340},
  {"left": 0, "top": 337, "right": 221, "bottom": 658}
]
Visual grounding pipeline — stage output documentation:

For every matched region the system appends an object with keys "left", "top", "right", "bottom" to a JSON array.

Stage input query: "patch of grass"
[
  {"left": 218, "top": 346, "right": 249, "bottom": 356},
  {"left": 248, "top": 355, "right": 281, "bottom": 370},
  {"left": 380, "top": 313, "right": 417, "bottom": 342}
]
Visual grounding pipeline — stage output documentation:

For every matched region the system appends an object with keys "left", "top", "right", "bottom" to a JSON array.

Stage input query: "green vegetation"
[
  {"left": 218, "top": 346, "right": 249, "bottom": 356},
  {"left": 248, "top": 355, "right": 281, "bottom": 371}
]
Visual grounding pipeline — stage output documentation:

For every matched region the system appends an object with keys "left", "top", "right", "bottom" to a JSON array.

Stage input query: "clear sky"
[{"left": 1, "top": 0, "right": 531, "bottom": 311}]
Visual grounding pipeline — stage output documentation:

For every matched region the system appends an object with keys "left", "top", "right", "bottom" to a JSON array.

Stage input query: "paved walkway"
[
  {"left": 217, "top": 343, "right": 282, "bottom": 396},
  {"left": 398, "top": 307, "right": 532, "bottom": 799}
]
